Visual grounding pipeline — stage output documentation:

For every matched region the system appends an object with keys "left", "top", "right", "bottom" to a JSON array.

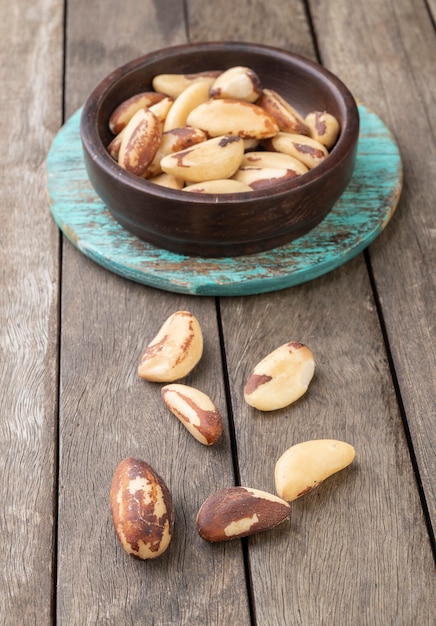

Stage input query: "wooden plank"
[
  {"left": 56, "top": 1, "right": 250, "bottom": 623},
  {"left": 185, "top": 0, "right": 436, "bottom": 622},
  {"left": 221, "top": 260, "right": 436, "bottom": 624},
  {"left": 310, "top": 0, "right": 436, "bottom": 531},
  {"left": 187, "top": 0, "right": 315, "bottom": 59},
  {"left": 57, "top": 260, "right": 250, "bottom": 623},
  {"left": 0, "top": 0, "right": 63, "bottom": 624},
  {"left": 65, "top": 0, "right": 190, "bottom": 112}
]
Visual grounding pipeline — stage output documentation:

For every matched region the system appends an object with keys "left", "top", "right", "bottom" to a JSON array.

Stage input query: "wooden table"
[{"left": 2, "top": 1, "right": 435, "bottom": 624}]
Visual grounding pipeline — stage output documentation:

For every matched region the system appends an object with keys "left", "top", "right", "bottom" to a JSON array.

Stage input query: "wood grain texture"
[
  {"left": 57, "top": 1, "right": 250, "bottom": 624},
  {"left": 221, "top": 260, "right": 436, "bottom": 624},
  {"left": 2, "top": 0, "right": 433, "bottom": 623},
  {"left": 310, "top": 0, "right": 436, "bottom": 530},
  {"left": 0, "top": 0, "right": 63, "bottom": 624},
  {"left": 65, "top": 0, "right": 187, "bottom": 113},
  {"left": 186, "top": 0, "right": 436, "bottom": 623},
  {"left": 186, "top": 0, "right": 315, "bottom": 59},
  {"left": 57, "top": 254, "right": 250, "bottom": 623}
]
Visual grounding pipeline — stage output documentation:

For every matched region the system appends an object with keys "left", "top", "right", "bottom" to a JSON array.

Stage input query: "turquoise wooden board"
[{"left": 46, "top": 105, "right": 402, "bottom": 296}]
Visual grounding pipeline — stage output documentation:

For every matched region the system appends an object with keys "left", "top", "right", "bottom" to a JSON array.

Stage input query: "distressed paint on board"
[{"left": 46, "top": 105, "right": 402, "bottom": 296}]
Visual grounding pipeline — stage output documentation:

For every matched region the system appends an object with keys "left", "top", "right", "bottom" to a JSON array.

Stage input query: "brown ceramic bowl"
[{"left": 80, "top": 42, "right": 359, "bottom": 257}]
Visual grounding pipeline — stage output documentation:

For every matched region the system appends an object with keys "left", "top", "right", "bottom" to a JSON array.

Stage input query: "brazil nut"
[{"left": 110, "top": 457, "right": 174, "bottom": 560}]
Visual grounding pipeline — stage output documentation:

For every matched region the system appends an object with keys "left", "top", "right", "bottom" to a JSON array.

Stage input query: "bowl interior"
[
  {"left": 93, "top": 42, "right": 355, "bottom": 176},
  {"left": 81, "top": 42, "right": 359, "bottom": 256}
]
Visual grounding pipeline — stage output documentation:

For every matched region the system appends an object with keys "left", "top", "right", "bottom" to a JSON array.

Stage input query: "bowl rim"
[{"left": 80, "top": 41, "right": 360, "bottom": 205}]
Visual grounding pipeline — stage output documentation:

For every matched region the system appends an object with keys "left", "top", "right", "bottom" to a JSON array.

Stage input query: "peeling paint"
[{"left": 46, "top": 104, "right": 402, "bottom": 296}]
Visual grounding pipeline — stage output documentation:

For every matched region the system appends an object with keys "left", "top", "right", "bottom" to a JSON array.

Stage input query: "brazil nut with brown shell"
[
  {"left": 196, "top": 486, "right": 291, "bottom": 542},
  {"left": 110, "top": 457, "right": 174, "bottom": 560},
  {"left": 138, "top": 310, "right": 203, "bottom": 382},
  {"left": 161, "top": 383, "right": 224, "bottom": 445}
]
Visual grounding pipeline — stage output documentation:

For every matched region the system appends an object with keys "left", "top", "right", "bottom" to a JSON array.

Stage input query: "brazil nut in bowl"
[{"left": 80, "top": 41, "right": 359, "bottom": 257}]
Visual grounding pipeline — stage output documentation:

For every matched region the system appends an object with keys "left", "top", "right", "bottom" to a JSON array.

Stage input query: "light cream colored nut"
[
  {"left": 233, "top": 167, "right": 300, "bottom": 190},
  {"left": 158, "top": 127, "right": 208, "bottom": 155},
  {"left": 107, "top": 127, "right": 125, "bottom": 160},
  {"left": 148, "top": 96, "right": 175, "bottom": 122},
  {"left": 210, "top": 66, "right": 262, "bottom": 103},
  {"left": 258, "top": 89, "right": 310, "bottom": 135},
  {"left": 183, "top": 179, "right": 252, "bottom": 194},
  {"left": 240, "top": 151, "right": 309, "bottom": 175},
  {"left": 196, "top": 486, "right": 290, "bottom": 542},
  {"left": 164, "top": 80, "right": 213, "bottom": 132},
  {"left": 152, "top": 71, "right": 221, "bottom": 99},
  {"left": 110, "top": 457, "right": 174, "bottom": 559},
  {"left": 118, "top": 108, "right": 162, "bottom": 177},
  {"left": 244, "top": 341, "right": 315, "bottom": 411},
  {"left": 275, "top": 440, "right": 356, "bottom": 501},
  {"left": 234, "top": 150, "right": 309, "bottom": 188},
  {"left": 305, "top": 111, "right": 340, "bottom": 149},
  {"left": 138, "top": 310, "right": 203, "bottom": 382},
  {"left": 243, "top": 137, "right": 260, "bottom": 151},
  {"left": 160, "top": 135, "right": 244, "bottom": 183},
  {"left": 148, "top": 172, "right": 184, "bottom": 190},
  {"left": 161, "top": 383, "right": 223, "bottom": 445},
  {"left": 186, "top": 99, "right": 279, "bottom": 139},
  {"left": 145, "top": 127, "right": 207, "bottom": 177},
  {"left": 109, "top": 91, "right": 166, "bottom": 134},
  {"left": 263, "top": 132, "right": 329, "bottom": 169}
]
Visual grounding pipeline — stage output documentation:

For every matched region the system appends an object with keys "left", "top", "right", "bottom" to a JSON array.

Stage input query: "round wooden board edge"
[{"left": 46, "top": 105, "right": 403, "bottom": 296}]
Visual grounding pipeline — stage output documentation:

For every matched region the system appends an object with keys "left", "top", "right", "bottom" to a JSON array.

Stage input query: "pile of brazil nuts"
[
  {"left": 110, "top": 311, "right": 355, "bottom": 559},
  {"left": 106, "top": 66, "right": 341, "bottom": 193}
]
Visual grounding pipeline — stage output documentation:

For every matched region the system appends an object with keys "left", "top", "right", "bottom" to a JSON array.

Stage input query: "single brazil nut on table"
[
  {"left": 244, "top": 341, "right": 315, "bottom": 411},
  {"left": 161, "top": 383, "right": 224, "bottom": 445},
  {"left": 138, "top": 310, "right": 203, "bottom": 382},
  {"left": 110, "top": 457, "right": 174, "bottom": 560},
  {"left": 274, "top": 439, "right": 356, "bottom": 501},
  {"left": 196, "top": 486, "right": 291, "bottom": 542}
]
